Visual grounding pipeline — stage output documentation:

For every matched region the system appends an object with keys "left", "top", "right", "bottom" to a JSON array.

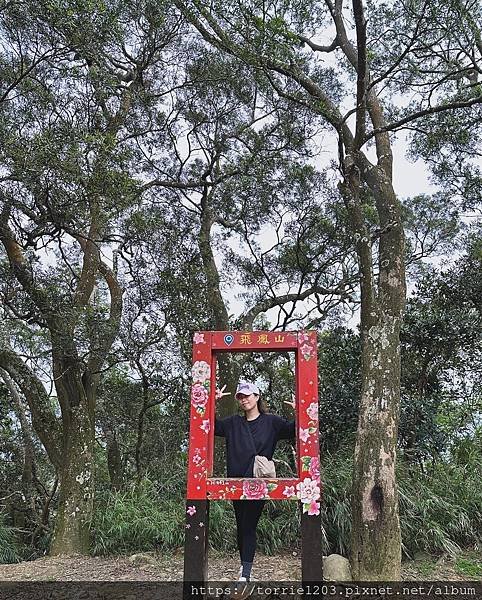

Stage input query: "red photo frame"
[{"left": 186, "top": 330, "right": 321, "bottom": 515}]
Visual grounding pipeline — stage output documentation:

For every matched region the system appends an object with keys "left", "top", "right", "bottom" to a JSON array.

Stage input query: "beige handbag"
[{"left": 253, "top": 455, "right": 277, "bottom": 478}]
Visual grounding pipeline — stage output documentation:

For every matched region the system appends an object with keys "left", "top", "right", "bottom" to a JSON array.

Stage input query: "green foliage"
[
  {"left": 0, "top": 517, "right": 21, "bottom": 564},
  {"left": 398, "top": 448, "right": 482, "bottom": 557},
  {"left": 92, "top": 479, "right": 186, "bottom": 555}
]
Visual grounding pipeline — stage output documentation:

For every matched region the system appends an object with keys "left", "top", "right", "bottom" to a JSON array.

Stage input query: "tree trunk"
[
  {"left": 351, "top": 309, "right": 402, "bottom": 579},
  {"left": 50, "top": 364, "right": 95, "bottom": 556},
  {"left": 350, "top": 168, "right": 405, "bottom": 579}
]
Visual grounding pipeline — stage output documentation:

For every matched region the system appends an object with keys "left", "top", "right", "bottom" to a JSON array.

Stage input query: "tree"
[
  {"left": 0, "top": 0, "right": 183, "bottom": 554},
  {"left": 174, "top": 0, "right": 482, "bottom": 577}
]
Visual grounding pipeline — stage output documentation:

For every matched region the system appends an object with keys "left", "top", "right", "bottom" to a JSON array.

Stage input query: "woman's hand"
[
  {"left": 215, "top": 384, "right": 231, "bottom": 400},
  {"left": 283, "top": 393, "right": 296, "bottom": 410}
]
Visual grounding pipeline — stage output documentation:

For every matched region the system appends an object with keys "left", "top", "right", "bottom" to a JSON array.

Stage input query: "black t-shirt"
[{"left": 215, "top": 413, "right": 295, "bottom": 477}]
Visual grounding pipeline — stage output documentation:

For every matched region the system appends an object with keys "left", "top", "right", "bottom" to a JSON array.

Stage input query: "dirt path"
[{"left": 0, "top": 551, "right": 479, "bottom": 581}]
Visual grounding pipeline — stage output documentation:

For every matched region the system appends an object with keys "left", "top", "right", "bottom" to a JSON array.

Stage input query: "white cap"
[{"left": 235, "top": 381, "right": 260, "bottom": 398}]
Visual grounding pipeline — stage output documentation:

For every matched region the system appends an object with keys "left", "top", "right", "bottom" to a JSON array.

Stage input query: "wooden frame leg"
[
  {"left": 301, "top": 508, "right": 323, "bottom": 584},
  {"left": 183, "top": 499, "right": 209, "bottom": 599}
]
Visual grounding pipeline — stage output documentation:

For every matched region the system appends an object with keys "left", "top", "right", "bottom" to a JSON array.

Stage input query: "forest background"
[{"left": 0, "top": 0, "right": 481, "bottom": 580}]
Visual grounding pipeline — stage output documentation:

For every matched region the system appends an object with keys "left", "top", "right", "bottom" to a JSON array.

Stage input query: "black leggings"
[{"left": 232, "top": 499, "right": 266, "bottom": 563}]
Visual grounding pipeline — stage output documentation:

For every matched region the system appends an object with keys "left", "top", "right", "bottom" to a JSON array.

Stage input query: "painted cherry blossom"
[
  {"left": 200, "top": 419, "right": 210, "bottom": 433},
  {"left": 193, "top": 332, "right": 206, "bottom": 344},
  {"left": 307, "top": 500, "right": 320, "bottom": 516},
  {"left": 306, "top": 402, "right": 318, "bottom": 421},
  {"left": 191, "top": 360, "right": 211, "bottom": 383},
  {"left": 309, "top": 456, "right": 320, "bottom": 480},
  {"left": 296, "top": 477, "right": 320, "bottom": 503},
  {"left": 241, "top": 479, "right": 268, "bottom": 500},
  {"left": 299, "top": 427, "right": 310, "bottom": 443},
  {"left": 283, "top": 485, "right": 296, "bottom": 498},
  {"left": 186, "top": 505, "right": 196, "bottom": 516},
  {"left": 191, "top": 383, "right": 209, "bottom": 409},
  {"left": 192, "top": 454, "right": 202, "bottom": 466},
  {"left": 298, "top": 332, "right": 311, "bottom": 344}
]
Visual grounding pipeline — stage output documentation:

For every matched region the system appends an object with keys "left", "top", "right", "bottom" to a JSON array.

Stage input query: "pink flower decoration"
[
  {"left": 242, "top": 479, "right": 268, "bottom": 500},
  {"left": 300, "top": 343, "right": 312, "bottom": 356},
  {"left": 192, "top": 360, "right": 211, "bottom": 383},
  {"left": 187, "top": 505, "right": 196, "bottom": 516},
  {"left": 306, "top": 402, "right": 318, "bottom": 421},
  {"left": 309, "top": 457, "right": 320, "bottom": 480},
  {"left": 299, "top": 427, "right": 310, "bottom": 443},
  {"left": 192, "top": 454, "right": 202, "bottom": 465},
  {"left": 298, "top": 332, "right": 310, "bottom": 344},
  {"left": 193, "top": 333, "right": 205, "bottom": 344},
  {"left": 296, "top": 477, "right": 321, "bottom": 503},
  {"left": 283, "top": 485, "right": 296, "bottom": 498},
  {"left": 191, "top": 383, "right": 208, "bottom": 408},
  {"left": 307, "top": 500, "right": 320, "bottom": 516},
  {"left": 200, "top": 419, "right": 210, "bottom": 433}
]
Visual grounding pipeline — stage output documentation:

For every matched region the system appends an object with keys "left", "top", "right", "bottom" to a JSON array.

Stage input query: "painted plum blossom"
[
  {"left": 307, "top": 500, "right": 320, "bottom": 516},
  {"left": 299, "top": 427, "right": 310, "bottom": 443},
  {"left": 283, "top": 485, "right": 296, "bottom": 498},
  {"left": 241, "top": 479, "right": 268, "bottom": 500},
  {"left": 306, "top": 402, "right": 318, "bottom": 421},
  {"left": 192, "top": 454, "right": 202, "bottom": 466},
  {"left": 296, "top": 477, "right": 320, "bottom": 503},
  {"left": 186, "top": 505, "right": 196, "bottom": 516},
  {"left": 200, "top": 419, "right": 210, "bottom": 433},
  {"left": 193, "top": 332, "right": 206, "bottom": 344},
  {"left": 298, "top": 332, "right": 311, "bottom": 344},
  {"left": 192, "top": 360, "right": 211, "bottom": 383}
]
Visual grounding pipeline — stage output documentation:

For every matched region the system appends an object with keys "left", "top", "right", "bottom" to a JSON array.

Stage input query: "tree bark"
[
  {"left": 50, "top": 372, "right": 95, "bottom": 555},
  {"left": 349, "top": 165, "right": 405, "bottom": 579}
]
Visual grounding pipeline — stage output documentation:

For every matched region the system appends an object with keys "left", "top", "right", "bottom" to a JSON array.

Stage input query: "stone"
[
  {"left": 323, "top": 554, "right": 352, "bottom": 581},
  {"left": 127, "top": 553, "right": 158, "bottom": 566}
]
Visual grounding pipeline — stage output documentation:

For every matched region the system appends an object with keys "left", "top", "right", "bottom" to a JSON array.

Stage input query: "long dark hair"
[{"left": 256, "top": 395, "right": 268, "bottom": 414}]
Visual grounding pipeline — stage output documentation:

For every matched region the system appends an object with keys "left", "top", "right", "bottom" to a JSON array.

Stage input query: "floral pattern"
[
  {"left": 299, "top": 427, "right": 310, "bottom": 443},
  {"left": 193, "top": 332, "right": 206, "bottom": 344},
  {"left": 186, "top": 505, "right": 196, "bottom": 516},
  {"left": 192, "top": 360, "right": 211, "bottom": 383},
  {"left": 296, "top": 477, "right": 320, "bottom": 503},
  {"left": 191, "top": 383, "right": 208, "bottom": 408},
  {"left": 307, "top": 500, "right": 320, "bottom": 516},
  {"left": 283, "top": 485, "right": 296, "bottom": 498},
  {"left": 200, "top": 419, "right": 210, "bottom": 433},
  {"left": 309, "top": 456, "right": 320, "bottom": 480},
  {"left": 298, "top": 332, "right": 315, "bottom": 361},
  {"left": 306, "top": 402, "right": 318, "bottom": 421},
  {"left": 241, "top": 479, "right": 268, "bottom": 500}
]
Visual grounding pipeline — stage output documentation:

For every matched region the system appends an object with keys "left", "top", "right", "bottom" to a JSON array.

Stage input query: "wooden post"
[
  {"left": 183, "top": 499, "right": 209, "bottom": 599},
  {"left": 301, "top": 511, "right": 323, "bottom": 583}
]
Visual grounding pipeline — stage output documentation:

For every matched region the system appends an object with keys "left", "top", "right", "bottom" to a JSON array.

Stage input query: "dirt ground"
[{"left": 0, "top": 551, "right": 480, "bottom": 582}]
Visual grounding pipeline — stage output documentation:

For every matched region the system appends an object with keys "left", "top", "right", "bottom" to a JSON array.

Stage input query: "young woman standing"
[{"left": 215, "top": 381, "right": 295, "bottom": 582}]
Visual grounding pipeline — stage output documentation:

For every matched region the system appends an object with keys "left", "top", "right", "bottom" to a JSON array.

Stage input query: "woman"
[{"left": 215, "top": 381, "right": 295, "bottom": 582}]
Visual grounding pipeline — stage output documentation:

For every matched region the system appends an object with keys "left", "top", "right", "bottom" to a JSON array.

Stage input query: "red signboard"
[{"left": 186, "top": 331, "right": 321, "bottom": 516}]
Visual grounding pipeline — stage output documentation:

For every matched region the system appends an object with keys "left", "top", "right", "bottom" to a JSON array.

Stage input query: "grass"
[{"left": 454, "top": 555, "right": 482, "bottom": 578}]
